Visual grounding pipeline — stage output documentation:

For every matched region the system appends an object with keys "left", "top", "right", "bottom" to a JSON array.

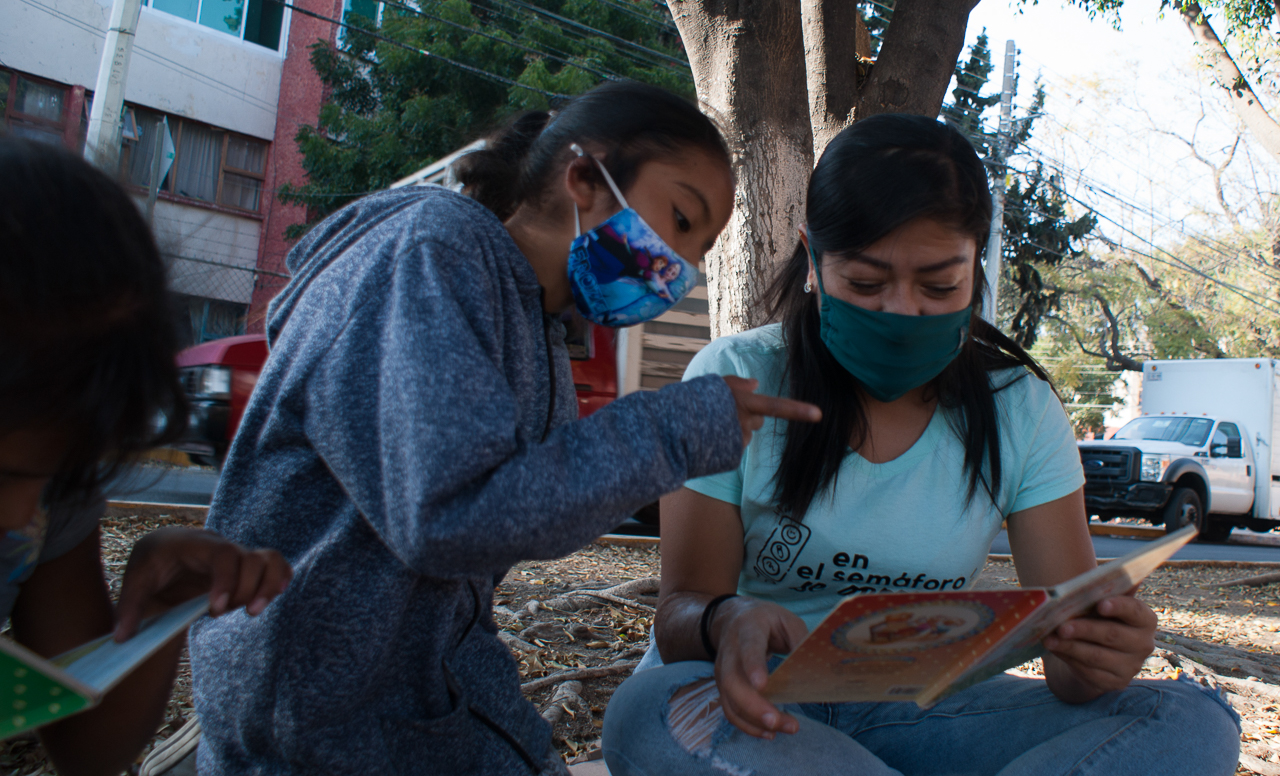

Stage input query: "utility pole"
[
  {"left": 983, "top": 39, "right": 1016, "bottom": 323},
  {"left": 84, "top": 0, "right": 144, "bottom": 172}
]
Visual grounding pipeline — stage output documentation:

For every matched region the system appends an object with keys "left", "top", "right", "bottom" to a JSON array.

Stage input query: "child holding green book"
[{"left": 0, "top": 136, "right": 292, "bottom": 775}]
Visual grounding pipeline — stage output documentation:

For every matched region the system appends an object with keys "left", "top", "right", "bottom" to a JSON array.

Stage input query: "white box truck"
[{"left": 1077, "top": 358, "right": 1280, "bottom": 542}]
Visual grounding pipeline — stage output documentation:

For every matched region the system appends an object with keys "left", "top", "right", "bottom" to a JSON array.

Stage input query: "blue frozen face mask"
[{"left": 565, "top": 144, "right": 697, "bottom": 327}]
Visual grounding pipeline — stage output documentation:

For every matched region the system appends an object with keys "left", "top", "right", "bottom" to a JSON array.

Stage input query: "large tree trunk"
[
  {"left": 667, "top": 0, "right": 813, "bottom": 336},
  {"left": 671, "top": 0, "right": 983, "bottom": 336},
  {"left": 856, "top": 0, "right": 980, "bottom": 119},
  {"left": 800, "top": 2, "right": 870, "bottom": 156},
  {"left": 1181, "top": 1, "right": 1280, "bottom": 166}
]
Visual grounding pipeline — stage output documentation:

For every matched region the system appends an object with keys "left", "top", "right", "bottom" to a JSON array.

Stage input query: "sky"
[{"left": 959, "top": 0, "right": 1277, "bottom": 246}]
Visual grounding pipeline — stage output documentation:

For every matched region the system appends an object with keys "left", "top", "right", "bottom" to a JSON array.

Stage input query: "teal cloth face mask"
[{"left": 809, "top": 244, "right": 972, "bottom": 403}]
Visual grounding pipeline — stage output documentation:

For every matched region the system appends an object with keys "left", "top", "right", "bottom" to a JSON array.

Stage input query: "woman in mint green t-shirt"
[{"left": 601, "top": 115, "right": 1240, "bottom": 775}]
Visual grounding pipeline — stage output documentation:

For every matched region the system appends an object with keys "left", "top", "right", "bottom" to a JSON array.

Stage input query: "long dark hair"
[
  {"left": 454, "top": 80, "right": 731, "bottom": 221},
  {"left": 0, "top": 137, "right": 189, "bottom": 505},
  {"left": 765, "top": 114, "right": 1051, "bottom": 520}
]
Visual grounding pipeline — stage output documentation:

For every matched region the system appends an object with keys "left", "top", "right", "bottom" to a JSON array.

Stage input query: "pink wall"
[{"left": 247, "top": 0, "right": 342, "bottom": 333}]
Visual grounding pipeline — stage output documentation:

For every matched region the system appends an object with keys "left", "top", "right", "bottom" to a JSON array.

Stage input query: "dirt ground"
[{"left": 2, "top": 512, "right": 1277, "bottom": 774}]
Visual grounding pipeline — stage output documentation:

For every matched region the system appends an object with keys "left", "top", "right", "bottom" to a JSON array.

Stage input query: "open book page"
[
  {"left": 961, "top": 524, "right": 1199, "bottom": 675},
  {"left": 764, "top": 589, "right": 1048, "bottom": 704},
  {"left": 56, "top": 595, "right": 209, "bottom": 695}
]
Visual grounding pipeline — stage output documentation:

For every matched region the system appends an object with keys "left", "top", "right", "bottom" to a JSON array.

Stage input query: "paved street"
[
  {"left": 106, "top": 465, "right": 220, "bottom": 506},
  {"left": 989, "top": 528, "right": 1280, "bottom": 562}
]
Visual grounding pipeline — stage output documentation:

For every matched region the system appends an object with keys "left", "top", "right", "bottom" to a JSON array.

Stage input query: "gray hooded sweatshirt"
[{"left": 189, "top": 187, "right": 741, "bottom": 775}]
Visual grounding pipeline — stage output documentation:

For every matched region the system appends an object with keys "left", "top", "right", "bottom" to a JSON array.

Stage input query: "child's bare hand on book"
[
  {"left": 113, "top": 527, "right": 293, "bottom": 641},
  {"left": 1042, "top": 589, "right": 1157, "bottom": 698},
  {"left": 712, "top": 597, "right": 809, "bottom": 739}
]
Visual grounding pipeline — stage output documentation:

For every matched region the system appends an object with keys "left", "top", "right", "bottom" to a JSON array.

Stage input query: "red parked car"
[{"left": 173, "top": 315, "right": 618, "bottom": 467}]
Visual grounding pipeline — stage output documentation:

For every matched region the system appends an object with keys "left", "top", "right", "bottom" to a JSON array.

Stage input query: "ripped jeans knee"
[{"left": 668, "top": 677, "right": 728, "bottom": 757}]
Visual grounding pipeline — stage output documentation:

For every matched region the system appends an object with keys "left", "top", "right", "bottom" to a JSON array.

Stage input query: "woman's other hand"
[
  {"left": 711, "top": 597, "right": 809, "bottom": 739},
  {"left": 114, "top": 527, "right": 292, "bottom": 641},
  {"left": 1006, "top": 488, "right": 1158, "bottom": 703},
  {"left": 722, "top": 376, "right": 821, "bottom": 447},
  {"left": 1043, "top": 590, "right": 1157, "bottom": 697}
]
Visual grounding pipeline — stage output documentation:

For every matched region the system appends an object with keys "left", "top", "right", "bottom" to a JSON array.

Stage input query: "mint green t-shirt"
[{"left": 683, "top": 324, "right": 1085, "bottom": 631}]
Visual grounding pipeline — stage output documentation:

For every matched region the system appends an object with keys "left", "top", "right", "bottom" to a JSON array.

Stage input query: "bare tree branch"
[{"left": 1181, "top": 1, "right": 1280, "bottom": 166}]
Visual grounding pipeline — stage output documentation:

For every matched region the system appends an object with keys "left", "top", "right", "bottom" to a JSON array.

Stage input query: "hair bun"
[{"left": 454, "top": 110, "right": 552, "bottom": 221}]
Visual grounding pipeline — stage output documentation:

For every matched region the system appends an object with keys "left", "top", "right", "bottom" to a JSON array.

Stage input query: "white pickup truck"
[{"left": 1077, "top": 358, "right": 1280, "bottom": 542}]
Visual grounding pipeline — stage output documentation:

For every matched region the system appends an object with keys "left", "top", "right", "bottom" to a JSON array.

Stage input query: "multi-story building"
[{"left": 1, "top": 0, "right": 351, "bottom": 343}]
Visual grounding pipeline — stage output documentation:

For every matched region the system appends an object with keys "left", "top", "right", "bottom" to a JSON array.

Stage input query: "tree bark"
[
  {"left": 800, "top": 2, "right": 870, "bottom": 157},
  {"left": 1181, "top": 2, "right": 1280, "bottom": 166},
  {"left": 856, "top": 0, "right": 981, "bottom": 119},
  {"left": 671, "top": 0, "right": 983, "bottom": 335},
  {"left": 668, "top": 0, "right": 814, "bottom": 336}
]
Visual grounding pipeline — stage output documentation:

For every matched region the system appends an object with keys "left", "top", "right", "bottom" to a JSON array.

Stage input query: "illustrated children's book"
[
  {"left": 764, "top": 525, "right": 1197, "bottom": 709},
  {"left": 0, "top": 595, "right": 209, "bottom": 738}
]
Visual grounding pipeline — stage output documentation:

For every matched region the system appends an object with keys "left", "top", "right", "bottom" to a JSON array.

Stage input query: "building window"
[
  {"left": 147, "top": 0, "right": 283, "bottom": 50},
  {"left": 339, "top": 0, "right": 382, "bottom": 46},
  {"left": 122, "top": 106, "right": 268, "bottom": 213},
  {"left": 0, "top": 70, "right": 77, "bottom": 147}
]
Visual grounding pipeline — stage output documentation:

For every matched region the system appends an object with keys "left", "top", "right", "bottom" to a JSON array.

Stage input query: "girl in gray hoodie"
[{"left": 190, "top": 81, "right": 819, "bottom": 775}]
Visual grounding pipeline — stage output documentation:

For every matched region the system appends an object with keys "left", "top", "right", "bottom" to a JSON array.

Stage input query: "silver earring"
[{"left": 804, "top": 281, "right": 813, "bottom": 294}]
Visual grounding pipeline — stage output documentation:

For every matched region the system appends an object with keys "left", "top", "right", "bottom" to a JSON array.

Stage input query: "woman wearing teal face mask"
[{"left": 601, "top": 115, "right": 1241, "bottom": 775}]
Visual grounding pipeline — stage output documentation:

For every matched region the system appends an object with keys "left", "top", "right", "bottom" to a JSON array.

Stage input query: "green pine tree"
[
  {"left": 279, "top": 0, "right": 691, "bottom": 237},
  {"left": 940, "top": 32, "right": 1098, "bottom": 349}
]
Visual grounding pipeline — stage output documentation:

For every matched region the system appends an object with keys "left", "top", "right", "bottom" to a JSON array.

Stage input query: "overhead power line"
[
  {"left": 498, "top": 0, "right": 689, "bottom": 70},
  {"left": 264, "top": 0, "right": 570, "bottom": 100},
  {"left": 459, "top": 0, "right": 692, "bottom": 80},
  {"left": 375, "top": 0, "right": 621, "bottom": 82}
]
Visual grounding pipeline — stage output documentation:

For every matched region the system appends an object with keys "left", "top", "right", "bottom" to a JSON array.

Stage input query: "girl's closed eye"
[{"left": 847, "top": 279, "right": 884, "bottom": 293}]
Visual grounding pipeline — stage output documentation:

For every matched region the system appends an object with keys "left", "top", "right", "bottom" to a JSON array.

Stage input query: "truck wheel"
[{"left": 1162, "top": 488, "right": 1203, "bottom": 534}]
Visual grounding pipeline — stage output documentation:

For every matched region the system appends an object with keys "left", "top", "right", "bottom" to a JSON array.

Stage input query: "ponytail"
[
  {"left": 454, "top": 111, "right": 552, "bottom": 221},
  {"left": 453, "top": 80, "right": 730, "bottom": 221}
]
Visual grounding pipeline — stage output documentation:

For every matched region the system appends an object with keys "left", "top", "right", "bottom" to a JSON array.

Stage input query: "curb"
[
  {"left": 105, "top": 501, "right": 209, "bottom": 524},
  {"left": 103, "top": 504, "right": 1280, "bottom": 569},
  {"left": 985, "top": 553, "right": 1280, "bottom": 569}
]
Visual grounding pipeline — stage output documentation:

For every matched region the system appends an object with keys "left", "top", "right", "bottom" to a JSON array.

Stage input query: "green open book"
[
  {"left": 764, "top": 525, "right": 1197, "bottom": 709},
  {"left": 0, "top": 595, "right": 209, "bottom": 738}
]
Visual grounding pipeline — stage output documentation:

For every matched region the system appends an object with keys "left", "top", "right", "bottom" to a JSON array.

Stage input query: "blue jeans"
[{"left": 601, "top": 660, "right": 1241, "bottom": 776}]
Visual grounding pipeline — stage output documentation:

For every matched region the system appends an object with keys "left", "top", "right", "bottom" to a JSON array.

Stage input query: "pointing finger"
[{"left": 742, "top": 394, "right": 821, "bottom": 423}]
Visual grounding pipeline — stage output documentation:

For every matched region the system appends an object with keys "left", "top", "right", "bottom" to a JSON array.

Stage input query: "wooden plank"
[
  {"left": 654, "top": 309, "right": 710, "bottom": 328},
  {"left": 643, "top": 333, "right": 710, "bottom": 353},
  {"left": 640, "top": 360, "right": 688, "bottom": 379},
  {"left": 1087, "top": 522, "right": 1165, "bottom": 539},
  {"left": 686, "top": 285, "right": 708, "bottom": 300}
]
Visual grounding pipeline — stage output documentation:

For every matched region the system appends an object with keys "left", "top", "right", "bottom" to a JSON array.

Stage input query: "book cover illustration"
[
  {"left": 764, "top": 589, "right": 1047, "bottom": 704},
  {"left": 764, "top": 525, "right": 1197, "bottom": 708}
]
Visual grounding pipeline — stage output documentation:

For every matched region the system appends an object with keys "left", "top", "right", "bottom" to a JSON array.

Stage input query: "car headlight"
[
  {"left": 185, "top": 366, "right": 231, "bottom": 400},
  {"left": 1140, "top": 453, "right": 1171, "bottom": 482}
]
